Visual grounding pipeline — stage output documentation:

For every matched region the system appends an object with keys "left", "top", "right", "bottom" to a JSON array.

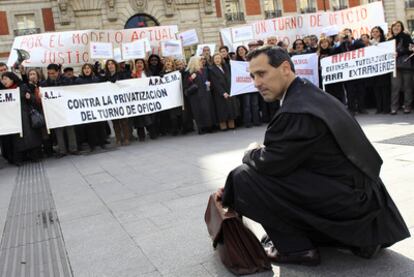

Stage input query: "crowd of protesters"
[{"left": 0, "top": 20, "right": 413, "bottom": 166}]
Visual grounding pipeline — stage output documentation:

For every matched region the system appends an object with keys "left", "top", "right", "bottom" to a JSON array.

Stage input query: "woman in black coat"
[
  {"left": 1, "top": 72, "right": 42, "bottom": 165},
  {"left": 369, "top": 26, "right": 391, "bottom": 114},
  {"left": 104, "top": 59, "right": 130, "bottom": 145},
  {"left": 389, "top": 21, "right": 413, "bottom": 114},
  {"left": 75, "top": 63, "right": 107, "bottom": 151},
  {"left": 208, "top": 53, "right": 239, "bottom": 130},
  {"left": 184, "top": 56, "right": 216, "bottom": 134}
]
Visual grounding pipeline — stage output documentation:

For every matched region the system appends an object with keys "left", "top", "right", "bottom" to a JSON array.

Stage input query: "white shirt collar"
[{"left": 279, "top": 90, "right": 287, "bottom": 107}]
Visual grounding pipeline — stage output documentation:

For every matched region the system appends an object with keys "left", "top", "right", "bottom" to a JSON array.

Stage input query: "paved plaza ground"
[{"left": 0, "top": 112, "right": 413, "bottom": 277}]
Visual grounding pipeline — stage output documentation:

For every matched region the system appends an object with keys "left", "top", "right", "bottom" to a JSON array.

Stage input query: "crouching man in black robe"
[{"left": 215, "top": 46, "right": 410, "bottom": 266}]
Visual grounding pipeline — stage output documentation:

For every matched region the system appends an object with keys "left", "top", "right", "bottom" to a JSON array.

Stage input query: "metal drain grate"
[
  {"left": 377, "top": 133, "right": 414, "bottom": 146},
  {"left": 0, "top": 162, "right": 72, "bottom": 277}
]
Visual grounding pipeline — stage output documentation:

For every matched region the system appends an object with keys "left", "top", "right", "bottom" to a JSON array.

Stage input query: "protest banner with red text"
[
  {"left": 221, "top": 2, "right": 385, "bottom": 51},
  {"left": 321, "top": 40, "right": 396, "bottom": 86},
  {"left": 7, "top": 26, "right": 178, "bottom": 67}
]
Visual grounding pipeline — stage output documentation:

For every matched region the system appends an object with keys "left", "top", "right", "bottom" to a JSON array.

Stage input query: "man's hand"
[
  {"left": 25, "top": 92, "right": 31, "bottom": 100},
  {"left": 215, "top": 187, "right": 224, "bottom": 201},
  {"left": 246, "top": 142, "right": 262, "bottom": 152}
]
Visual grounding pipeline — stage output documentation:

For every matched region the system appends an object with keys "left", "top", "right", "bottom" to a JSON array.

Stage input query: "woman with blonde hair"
[{"left": 184, "top": 56, "right": 216, "bottom": 134}]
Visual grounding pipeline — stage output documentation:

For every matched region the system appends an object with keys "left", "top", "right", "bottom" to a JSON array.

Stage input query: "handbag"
[
  {"left": 29, "top": 108, "right": 45, "bottom": 129},
  {"left": 204, "top": 194, "right": 271, "bottom": 276}
]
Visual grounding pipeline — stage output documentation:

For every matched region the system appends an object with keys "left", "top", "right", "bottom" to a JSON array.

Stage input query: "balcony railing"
[
  {"left": 264, "top": 9, "right": 282, "bottom": 19},
  {"left": 225, "top": 12, "right": 245, "bottom": 23},
  {"left": 406, "top": 0, "right": 414, "bottom": 8},
  {"left": 13, "top": 28, "right": 41, "bottom": 37},
  {"left": 300, "top": 7, "right": 317, "bottom": 14},
  {"left": 332, "top": 5, "right": 348, "bottom": 11}
]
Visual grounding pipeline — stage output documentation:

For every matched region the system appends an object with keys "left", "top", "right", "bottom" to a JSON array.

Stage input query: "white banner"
[
  {"left": 321, "top": 40, "right": 396, "bottom": 85},
  {"left": 230, "top": 61, "right": 256, "bottom": 96},
  {"left": 231, "top": 25, "right": 254, "bottom": 43},
  {"left": 0, "top": 88, "right": 22, "bottom": 136},
  {"left": 161, "top": 40, "right": 183, "bottom": 57},
  {"left": 90, "top": 42, "right": 113, "bottom": 59},
  {"left": 40, "top": 72, "right": 183, "bottom": 129},
  {"left": 291, "top": 53, "right": 319, "bottom": 86},
  {"left": 122, "top": 40, "right": 147, "bottom": 60},
  {"left": 221, "top": 2, "right": 385, "bottom": 51},
  {"left": 177, "top": 29, "right": 199, "bottom": 47},
  {"left": 7, "top": 26, "right": 178, "bottom": 67}
]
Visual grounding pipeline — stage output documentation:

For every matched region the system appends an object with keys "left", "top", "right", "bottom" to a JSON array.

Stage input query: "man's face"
[
  {"left": 0, "top": 66, "right": 8, "bottom": 76},
  {"left": 267, "top": 38, "right": 277, "bottom": 45},
  {"left": 249, "top": 54, "right": 288, "bottom": 102},
  {"left": 47, "top": 69, "right": 59, "bottom": 80},
  {"left": 64, "top": 70, "right": 74, "bottom": 78}
]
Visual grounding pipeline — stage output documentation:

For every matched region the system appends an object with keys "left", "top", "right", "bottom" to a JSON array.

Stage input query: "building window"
[
  {"left": 299, "top": 0, "right": 316, "bottom": 13},
  {"left": 407, "top": 19, "right": 414, "bottom": 32},
  {"left": 124, "top": 13, "right": 159, "bottom": 29},
  {"left": 331, "top": 0, "right": 348, "bottom": 10},
  {"left": 264, "top": 0, "right": 282, "bottom": 18},
  {"left": 406, "top": 0, "right": 414, "bottom": 8},
  {"left": 224, "top": 0, "right": 245, "bottom": 23},
  {"left": 14, "top": 13, "right": 40, "bottom": 36}
]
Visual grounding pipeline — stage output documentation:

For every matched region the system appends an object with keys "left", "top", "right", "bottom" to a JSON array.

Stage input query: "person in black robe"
[
  {"left": 2, "top": 72, "right": 42, "bottom": 165},
  {"left": 208, "top": 53, "right": 239, "bottom": 131},
  {"left": 184, "top": 56, "right": 216, "bottom": 134},
  {"left": 216, "top": 46, "right": 410, "bottom": 266},
  {"left": 75, "top": 63, "right": 107, "bottom": 151}
]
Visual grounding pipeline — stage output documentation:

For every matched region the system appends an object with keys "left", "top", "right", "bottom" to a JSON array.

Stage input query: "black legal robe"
[{"left": 222, "top": 77, "right": 410, "bottom": 248}]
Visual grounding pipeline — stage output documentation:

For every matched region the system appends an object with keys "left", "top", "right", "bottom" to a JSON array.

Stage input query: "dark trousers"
[
  {"left": 346, "top": 80, "right": 366, "bottom": 113},
  {"left": 242, "top": 93, "right": 261, "bottom": 126}
]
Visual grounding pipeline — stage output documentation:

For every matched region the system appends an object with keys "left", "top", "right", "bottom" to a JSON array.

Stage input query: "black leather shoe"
[
  {"left": 261, "top": 235, "right": 320, "bottom": 266},
  {"left": 352, "top": 245, "right": 381, "bottom": 259}
]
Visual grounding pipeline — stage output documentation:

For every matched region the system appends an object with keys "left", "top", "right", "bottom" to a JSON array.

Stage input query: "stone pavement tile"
[
  {"left": 397, "top": 200, "right": 414, "bottom": 229},
  {"left": 121, "top": 218, "right": 161, "bottom": 240},
  {"left": 173, "top": 180, "right": 221, "bottom": 197},
  {"left": 162, "top": 191, "right": 211, "bottom": 212},
  {"left": 68, "top": 238, "right": 156, "bottom": 277},
  {"left": 162, "top": 264, "right": 213, "bottom": 277},
  {"left": 108, "top": 190, "right": 180, "bottom": 213},
  {"left": 91, "top": 181, "right": 137, "bottom": 203},
  {"left": 135, "top": 222, "right": 213, "bottom": 275},
  {"left": 84, "top": 172, "right": 117, "bottom": 185},
  {"left": 149, "top": 203, "right": 206, "bottom": 230}
]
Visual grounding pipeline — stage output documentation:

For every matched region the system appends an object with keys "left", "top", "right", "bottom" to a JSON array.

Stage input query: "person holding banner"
[
  {"left": 24, "top": 68, "right": 54, "bottom": 157},
  {"left": 209, "top": 53, "right": 239, "bottom": 131},
  {"left": 131, "top": 58, "right": 154, "bottom": 141},
  {"left": 160, "top": 58, "right": 181, "bottom": 136},
  {"left": 184, "top": 56, "right": 216, "bottom": 134},
  {"left": 2, "top": 72, "right": 42, "bottom": 165},
  {"left": 75, "top": 64, "right": 107, "bottom": 151},
  {"left": 336, "top": 29, "right": 367, "bottom": 114},
  {"left": 175, "top": 59, "right": 194, "bottom": 135},
  {"left": 236, "top": 46, "right": 261, "bottom": 128},
  {"left": 369, "top": 26, "right": 391, "bottom": 114},
  {"left": 389, "top": 21, "right": 413, "bottom": 114},
  {"left": 104, "top": 59, "right": 130, "bottom": 146},
  {"left": 216, "top": 46, "right": 410, "bottom": 265},
  {"left": 40, "top": 63, "right": 78, "bottom": 157}
]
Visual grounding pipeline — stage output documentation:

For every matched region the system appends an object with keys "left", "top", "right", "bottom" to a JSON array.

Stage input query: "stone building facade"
[{"left": 0, "top": 0, "right": 410, "bottom": 63}]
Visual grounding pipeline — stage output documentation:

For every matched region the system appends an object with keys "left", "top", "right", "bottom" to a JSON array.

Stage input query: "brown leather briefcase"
[{"left": 204, "top": 194, "right": 271, "bottom": 275}]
